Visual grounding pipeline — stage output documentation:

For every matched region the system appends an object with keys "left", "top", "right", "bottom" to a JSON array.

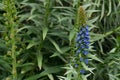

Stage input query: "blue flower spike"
[
  {"left": 75, "top": 25, "right": 90, "bottom": 74},
  {"left": 76, "top": 26, "right": 90, "bottom": 55}
]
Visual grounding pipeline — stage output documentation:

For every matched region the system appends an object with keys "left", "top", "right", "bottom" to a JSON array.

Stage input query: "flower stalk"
[
  {"left": 73, "top": 6, "right": 90, "bottom": 79},
  {"left": 3, "top": 0, "right": 17, "bottom": 79}
]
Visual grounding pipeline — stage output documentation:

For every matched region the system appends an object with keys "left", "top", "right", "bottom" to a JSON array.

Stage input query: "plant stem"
[
  {"left": 11, "top": 24, "right": 17, "bottom": 79},
  {"left": 3, "top": 0, "right": 17, "bottom": 79}
]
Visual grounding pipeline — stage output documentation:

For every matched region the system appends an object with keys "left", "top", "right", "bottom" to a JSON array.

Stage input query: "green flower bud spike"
[
  {"left": 3, "top": 0, "right": 17, "bottom": 79},
  {"left": 77, "top": 6, "right": 87, "bottom": 29}
]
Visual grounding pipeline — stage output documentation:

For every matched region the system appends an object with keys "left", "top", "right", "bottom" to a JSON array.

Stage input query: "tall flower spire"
[{"left": 74, "top": 6, "right": 90, "bottom": 75}]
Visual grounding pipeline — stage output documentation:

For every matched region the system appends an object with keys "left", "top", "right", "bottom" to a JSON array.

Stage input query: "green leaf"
[
  {"left": 56, "top": 0, "right": 63, "bottom": 6},
  {"left": 50, "top": 47, "right": 70, "bottom": 57},
  {"left": 81, "top": 62, "right": 95, "bottom": 74},
  {"left": 42, "top": 27, "right": 48, "bottom": 40},
  {"left": 50, "top": 47, "right": 69, "bottom": 63},
  {"left": 25, "top": 66, "right": 61, "bottom": 80},
  {"left": 90, "top": 33, "right": 104, "bottom": 42},
  {"left": 0, "top": 59, "right": 11, "bottom": 72},
  {"left": 17, "top": 26, "right": 31, "bottom": 33},
  {"left": 17, "top": 63, "right": 34, "bottom": 67},
  {"left": 109, "top": 48, "right": 117, "bottom": 53},
  {"left": 26, "top": 41, "right": 38, "bottom": 49},
  {"left": 18, "top": 13, "right": 30, "bottom": 22},
  {"left": 69, "top": 29, "right": 76, "bottom": 43},
  {"left": 88, "top": 16, "right": 99, "bottom": 24},
  {"left": 107, "top": 0, "right": 111, "bottom": 16},
  {"left": 86, "top": 10, "right": 100, "bottom": 13},
  {"left": 82, "top": 74, "right": 91, "bottom": 80},
  {"left": 48, "top": 37, "right": 62, "bottom": 53},
  {"left": 100, "top": 0, "right": 105, "bottom": 20},
  {"left": 37, "top": 51, "right": 43, "bottom": 70},
  {"left": 87, "top": 54, "right": 103, "bottom": 63},
  {"left": 28, "top": 14, "right": 39, "bottom": 20},
  {"left": 83, "top": 3, "right": 92, "bottom": 10},
  {"left": 48, "top": 74, "right": 54, "bottom": 80},
  {"left": 20, "top": 63, "right": 34, "bottom": 74}
]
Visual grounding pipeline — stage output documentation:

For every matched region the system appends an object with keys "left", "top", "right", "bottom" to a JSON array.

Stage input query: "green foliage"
[{"left": 0, "top": 0, "right": 120, "bottom": 80}]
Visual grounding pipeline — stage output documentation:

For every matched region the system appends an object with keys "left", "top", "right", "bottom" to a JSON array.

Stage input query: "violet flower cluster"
[{"left": 75, "top": 25, "right": 90, "bottom": 74}]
